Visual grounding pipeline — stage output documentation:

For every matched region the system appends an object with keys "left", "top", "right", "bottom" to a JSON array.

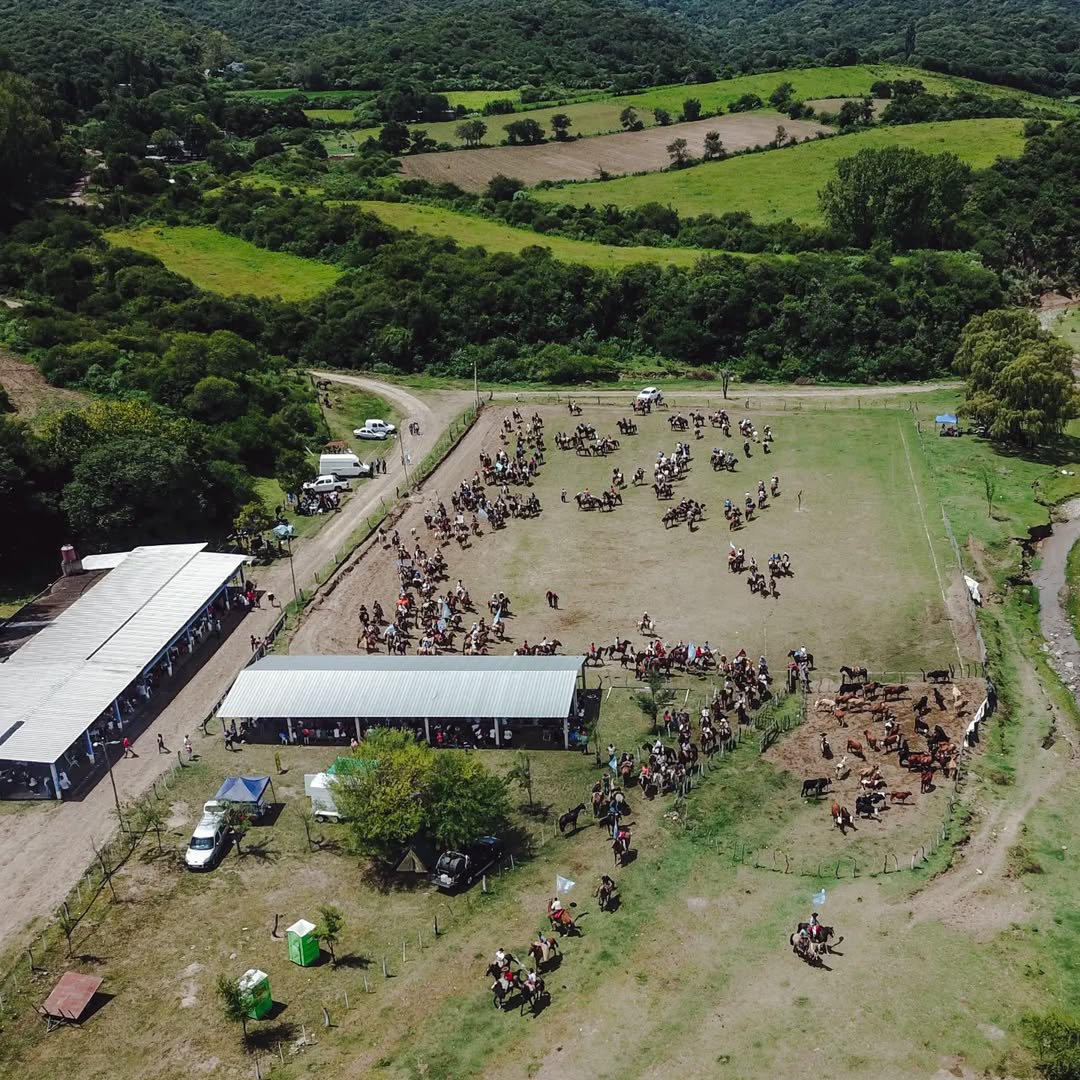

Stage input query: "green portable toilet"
[
  {"left": 286, "top": 919, "right": 320, "bottom": 967},
  {"left": 238, "top": 968, "right": 273, "bottom": 1020}
]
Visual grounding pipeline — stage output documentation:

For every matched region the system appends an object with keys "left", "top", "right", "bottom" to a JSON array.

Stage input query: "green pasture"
[
  {"left": 228, "top": 88, "right": 372, "bottom": 103},
  {"left": 303, "top": 108, "right": 356, "bottom": 123},
  {"left": 353, "top": 201, "right": 734, "bottom": 269},
  {"left": 325, "top": 64, "right": 1070, "bottom": 152},
  {"left": 104, "top": 225, "right": 341, "bottom": 300},
  {"left": 1051, "top": 307, "right": 1080, "bottom": 354},
  {"left": 534, "top": 118, "right": 1029, "bottom": 222}
]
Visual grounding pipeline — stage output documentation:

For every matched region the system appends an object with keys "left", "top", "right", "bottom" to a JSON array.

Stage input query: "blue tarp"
[
  {"left": 214, "top": 775, "right": 271, "bottom": 803},
  {"left": 935, "top": 414, "right": 958, "bottom": 424}
]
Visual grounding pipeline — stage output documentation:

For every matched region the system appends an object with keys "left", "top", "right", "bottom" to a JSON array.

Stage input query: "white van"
[
  {"left": 319, "top": 453, "right": 372, "bottom": 478},
  {"left": 185, "top": 801, "right": 230, "bottom": 870}
]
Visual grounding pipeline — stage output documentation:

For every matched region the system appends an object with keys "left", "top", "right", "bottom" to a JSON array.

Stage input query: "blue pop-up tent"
[
  {"left": 214, "top": 775, "right": 274, "bottom": 806},
  {"left": 935, "top": 414, "right": 958, "bottom": 424}
]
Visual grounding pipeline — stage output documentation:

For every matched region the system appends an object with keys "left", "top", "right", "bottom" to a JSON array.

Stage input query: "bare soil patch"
[
  {"left": 804, "top": 96, "right": 887, "bottom": 115},
  {"left": 399, "top": 112, "right": 831, "bottom": 192},
  {"left": 765, "top": 680, "right": 981, "bottom": 863},
  {"left": 293, "top": 401, "right": 957, "bottom": 677},
  {"left": 0, "top": 349, "right": 87, "bottom": 418}
]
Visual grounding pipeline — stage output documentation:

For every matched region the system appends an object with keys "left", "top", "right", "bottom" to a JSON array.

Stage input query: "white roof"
[
  {"left": 219, "top": 655, "right": 584, "bottom": 721},
  {"left": 287, "top": 919, "right": 316, "bottom": 936},
  {"left": 0, "top": 545, "right": 246, "bottom": 764}
]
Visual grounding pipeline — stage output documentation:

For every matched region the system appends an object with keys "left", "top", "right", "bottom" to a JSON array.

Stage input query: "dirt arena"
[
  {"left": 292, "top": 400, "right": 966, "bottom": 676},
  {"left": 399, "top": 112, "right": 830, "bottom": 191}
]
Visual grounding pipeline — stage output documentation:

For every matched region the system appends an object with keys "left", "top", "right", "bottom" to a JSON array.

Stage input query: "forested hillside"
[
  {"left": 650, "top": 0, "right": 1080, "bottom": 96},
  {"left": 2, "top": 0, "right": 1078, "bottom": 101}
]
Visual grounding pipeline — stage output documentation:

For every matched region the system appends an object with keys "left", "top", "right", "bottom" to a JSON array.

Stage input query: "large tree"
[
  {"left": 332, "top": 729, "right": 509, "bottom": 861},
  {"left": 954, "top": 308, "right": 1080, "bottom": 445},
  {"left": 819, "top": 146, "right": 972, "bottom": 249},
  {"left": 0, "top": 72, "right": 63, "bottom": 223}
]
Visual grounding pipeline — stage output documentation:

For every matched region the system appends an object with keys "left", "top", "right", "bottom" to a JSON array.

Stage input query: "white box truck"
[
  {"left": 304, "top": 773, "right": 342, "bottom": 822},
  {"left": 319, "top": 453, "right": 372, "bottom": 478}
]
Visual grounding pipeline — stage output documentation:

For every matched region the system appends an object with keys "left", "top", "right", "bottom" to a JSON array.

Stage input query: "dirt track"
[
  {"left": 400, "top": 111, "right": 830, "bottom": 191},
  {"left": 0, "top": 376, "right": 469, "bottom": 949}
]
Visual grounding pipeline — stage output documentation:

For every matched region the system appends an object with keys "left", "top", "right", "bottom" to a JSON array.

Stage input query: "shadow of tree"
[{"left": 246, "top": 1018, "right": 297, "bottom": 1052}]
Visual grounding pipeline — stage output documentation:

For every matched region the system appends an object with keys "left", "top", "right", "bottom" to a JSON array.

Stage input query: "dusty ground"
[
  {"left": 765, "top": 679, "right": 981, "bottom": 860},
  {"left": 0, "top": 349, "right": 87, "bottom": 418},
  {"left": 399, "top": 112, "right": 830, "bottom": 191},
  {"left": 294, "top": 401, "right": 963, "bottom": 675}
]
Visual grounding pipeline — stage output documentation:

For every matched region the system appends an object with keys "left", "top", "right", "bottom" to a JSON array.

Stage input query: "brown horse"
[{"left": 528, "top": 938, "right": 560, "bottom": 971}]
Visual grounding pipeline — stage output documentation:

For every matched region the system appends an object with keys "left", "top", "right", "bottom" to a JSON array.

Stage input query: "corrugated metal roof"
[
  {"left": 218, "top": 655, "right": 584, "bottom": 721},
  {"left": 0, "top": 546, "right": 245, "bottom": 764},
  {"left": 5, "top": 544, "right": 205, "bottom": 667}
]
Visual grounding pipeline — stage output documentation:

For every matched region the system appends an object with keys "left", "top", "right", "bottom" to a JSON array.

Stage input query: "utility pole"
[
  {"left": 94, "top": 740, "right": 124, "bottom": 832},
  {"left": 399, "top": 431, "right": 410, "bottom": 489},
  {"left": 285, "top": 535, "right": 299, "bottom": 607}
]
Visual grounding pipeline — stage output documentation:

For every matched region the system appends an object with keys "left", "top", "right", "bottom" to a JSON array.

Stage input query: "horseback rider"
[{"left": 808, "top": 912, "right": 822, "bottom": 941}]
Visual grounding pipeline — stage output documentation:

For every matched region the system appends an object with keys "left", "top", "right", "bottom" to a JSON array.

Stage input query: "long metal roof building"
[
  {"left": 0, "top": 544, "right": 247, "bottom": 765},
  {"left": 218, "top": 655, "right": 585, "bottom": 722}
]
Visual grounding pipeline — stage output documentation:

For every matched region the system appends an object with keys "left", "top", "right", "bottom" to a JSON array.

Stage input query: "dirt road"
[{"left": 0, "top": 376, "right": 469, "bottom": 949}]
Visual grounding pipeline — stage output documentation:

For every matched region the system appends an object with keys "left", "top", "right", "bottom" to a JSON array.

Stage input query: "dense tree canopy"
[
  {"left": 954, "top": 309, "right": 1080, "bottom": 445},
  {"left": 819, "top": 146, "right": 971, "bottom": 249},
  {"left": 332, "top": 729, "right": 510, "bottom": 860}
]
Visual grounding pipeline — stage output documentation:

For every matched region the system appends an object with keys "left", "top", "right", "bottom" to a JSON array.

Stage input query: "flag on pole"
[
  {"left": 812, "top": 888, "right": 826, "bottom": 906},
  {"left": 556, "top": 875, "right": 575, "bottom": 894}
]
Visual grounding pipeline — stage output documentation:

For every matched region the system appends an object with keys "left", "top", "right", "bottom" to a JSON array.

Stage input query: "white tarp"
[{"left": 964, "top": 574, "right": 982, "bottom": 606}]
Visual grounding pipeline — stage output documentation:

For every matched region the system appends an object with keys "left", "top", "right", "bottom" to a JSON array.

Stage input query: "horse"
[
  {"left": 831, "top": 802, "right": 854, "bottom": 834},
  {"left": 612, "top": 833, "right": 631, "bottom": 867},
  {"left": 558, "top": 803, "right": 587, "bottom": 834},
  {"left": 840, "top": 665, "right": 868, "bottom": 682},
  {"left": 596, "top": 878, "right": 618, "bottom": 912},
  {"left": 519, "top": 975, "right": 548, "bottom": 1016},
  {"left": 486, "top": 963, "right": 518, "bottom": 1010},
  {"left": 547, "top": 904, "right": 579, "bottom": 936},
  {"left": 528, "top": 938, "right": 560, "bottom": 971}
]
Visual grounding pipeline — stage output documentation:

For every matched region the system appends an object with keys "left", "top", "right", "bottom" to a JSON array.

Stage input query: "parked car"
[
  {"left": 185, "top": 801, "right": 231, "bottom": 870},
  {"left": 430, "top": 836, "right": 504, "bottom": 891},
  {"left": 636, "top": 386, "right": 663, "bottom": 404},
  {"left": 353, "top": 419, "right": 396, "bottom": 439},
  {"left": 303, "top": 474, "right": 351, "bottom": 494}
]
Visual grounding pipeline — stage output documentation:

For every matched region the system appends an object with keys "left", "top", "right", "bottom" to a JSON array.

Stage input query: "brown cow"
[
  {"left": 882, "top": 684, "right": 909, "bottom": 701},
  {"left": 846, "top": 738, "right": 864, "bottom": 759},
  {"left": 864, "top": 729, "right": 880, "bottom": 752},
  {"left": 889, "top": 791, "right": 912, "bottom": 804}
]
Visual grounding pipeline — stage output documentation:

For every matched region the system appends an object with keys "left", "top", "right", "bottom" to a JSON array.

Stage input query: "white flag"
[{"left": 556, "top": 875, "right": 575, "bottom": 894}]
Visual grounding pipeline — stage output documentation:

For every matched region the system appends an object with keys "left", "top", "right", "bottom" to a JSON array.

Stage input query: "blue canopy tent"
[
  {"left": 214, "top": 774, "right": 275, "bottom": 810},
  {"left": 935, "top": 414, "right": 958, "bottom": 425}
]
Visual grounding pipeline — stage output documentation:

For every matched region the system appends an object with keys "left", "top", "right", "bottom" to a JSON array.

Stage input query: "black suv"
[{"left": 430, "top": 836, "right": 503, "bottom": 891}]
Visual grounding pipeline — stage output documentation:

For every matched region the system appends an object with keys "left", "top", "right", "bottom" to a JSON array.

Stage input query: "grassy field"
[
  {"left": 353, "top": 201, "right": 741, "bottom": 269},
  {"left": 534, "top": 118, "right": 1029, "bottom": 222},
  {"left": 6, "top": 393, "right": 1080, "bottom": 1079},
  {"left": 104, "top": 226, "right": 342, "bottom": 300},
  {"left": 1051, "top": 307, "right": 1080, "bottom": 354},
  {"left": 328, "top": 64, "right": 1071, "bottom": 151},
  {"left": 303, "top": 108, "right": 356, "bottom": 123},
  {"left": 228, "top": 88, "right": 372, "bottom": 103}
]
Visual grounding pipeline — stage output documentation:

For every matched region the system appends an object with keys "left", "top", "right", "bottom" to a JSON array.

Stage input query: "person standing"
[
  {"left": 157, "top": 733, "right": 168, "bottom": 754},
  {"left": 122, "top": 736, "right": 137, "bottom": 758}
]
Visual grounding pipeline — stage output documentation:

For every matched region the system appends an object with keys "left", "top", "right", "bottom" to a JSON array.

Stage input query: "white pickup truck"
[{"left": 353, "top": 419, "right": 396, "bottom": 440}]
